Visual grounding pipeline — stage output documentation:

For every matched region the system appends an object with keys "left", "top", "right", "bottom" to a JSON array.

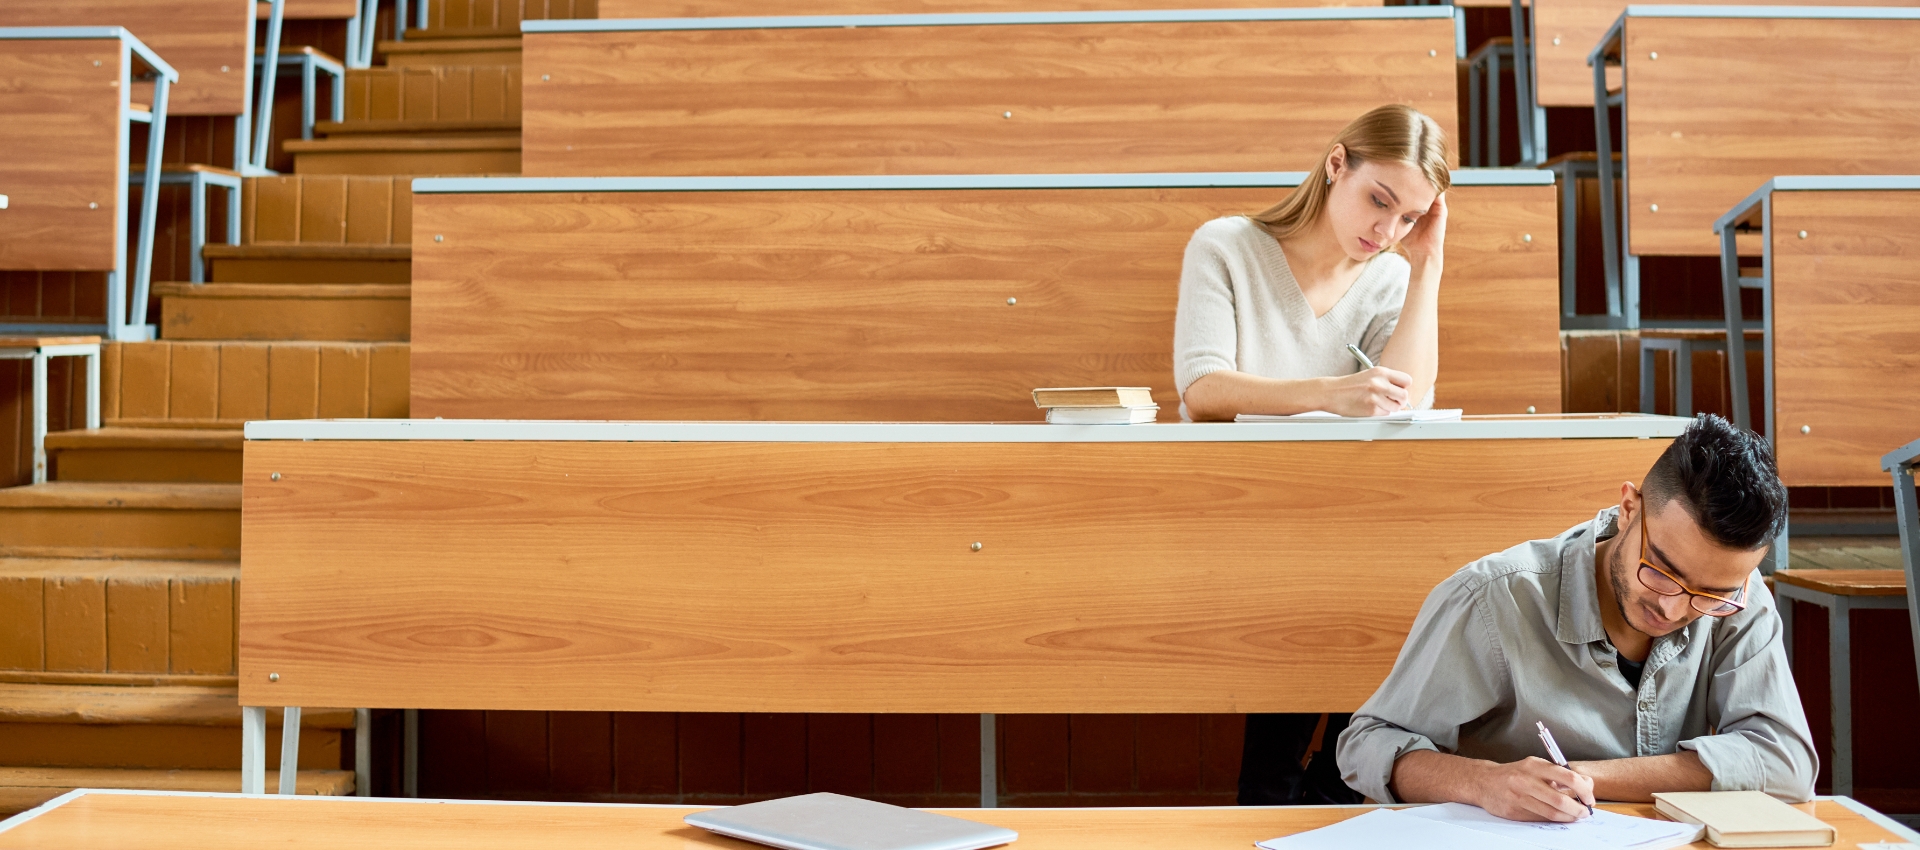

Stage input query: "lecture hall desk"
[{"left": 1, "top": 790, "right": 1915, "bottom": 849}]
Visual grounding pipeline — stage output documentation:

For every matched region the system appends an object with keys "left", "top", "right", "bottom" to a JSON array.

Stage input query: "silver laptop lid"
[{"left": 684, "top": 792, "right": 1018, "bottom": 850}]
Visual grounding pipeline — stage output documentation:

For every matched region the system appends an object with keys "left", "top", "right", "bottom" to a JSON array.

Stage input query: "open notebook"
[
  {"left": 1259, "top": 804, "right": 1702, "bottom": 850},
  {"left": 1235, "top": 408, "right": 1463, "bottom": 423}
]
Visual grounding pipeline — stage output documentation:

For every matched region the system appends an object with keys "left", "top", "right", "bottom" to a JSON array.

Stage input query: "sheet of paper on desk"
[
  {"left": 1403, "top": 802, "right": 1705, "bottom": 850},
  {"left": 1256, "top": 808, "right": 1545, "bottom": 850},
  {"left": 1235, "top": 409, "right": 1463, "bottom": 422}
]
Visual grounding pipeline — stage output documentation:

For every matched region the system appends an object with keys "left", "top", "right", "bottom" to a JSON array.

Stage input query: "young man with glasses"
[{"left": 1336, "top": 415, "right": 1816, "bottom": 821}]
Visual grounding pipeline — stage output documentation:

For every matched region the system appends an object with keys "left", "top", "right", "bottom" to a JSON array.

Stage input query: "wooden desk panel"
[
  {"left": 602, "top": 0, "right": 1382, "bottom": 14},
  {"left": 0, "top": 1, "right": 253, "bottom": 116},
  {"left": 237, "top": 434, "right": 1665, "bottom": 712},
  {"left": 0, "top": 793, "right": 1909, "bottom": 850},
  {"left": 1622, "top": 16, "right": 1920, "bottom": 256},
  {"left": 1528, "top": 0, "right": 1919, "bottom": 108},
  {"left": 1769, "top": 190, "right": 1920, "bottom": 487},
  {"left": 521, "top": 18, "right": 1458, "bottom": 176},
  {"left": 0, "top": 39, "right": 123, "bottom": 271},
  {"left": 410, "top": 183, "right": 1558, "bottom": 421}
]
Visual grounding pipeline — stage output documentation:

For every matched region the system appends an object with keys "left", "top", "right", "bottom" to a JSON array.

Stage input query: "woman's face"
[{"left": 1322, "top": 146, "right": 1440, "bottom": 262}]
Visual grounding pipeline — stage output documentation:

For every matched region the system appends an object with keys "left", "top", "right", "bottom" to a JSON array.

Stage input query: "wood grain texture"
[
  {"left": 237, "top": 436, "right": 1666, "bottom": 712},
  {"left": 520, "top": 19, "right": 1458, "bottom": 176},
  {"left": 1623, "top": 16, "right": 1920, "bottom": 255},
  {"left": 410, "top": 185, "right": 1558, "bottom": 420},
  {"left": 1530, "top": 0, "right": 1919, "bottom": 108},
  {"left": 1768, "top": 190, "right": 1920, "bottom": 487},
  {"left": 243, "top": 176, "right": 412, "bottom": 246},
  {"left": 344, "top": 66, "right": 520, "bottom": 124},
  {"left": 0, "top": 794, "right": 1904, "bottom": 850},
  {"left": 0, "top": 0, "right": 253, "bottom": 116},
  {"left": 601, "top": 0, "right": 1379, "bottom": 13},
  {"left": 0, "top": 39, "right": 123, "bottom": 271}
]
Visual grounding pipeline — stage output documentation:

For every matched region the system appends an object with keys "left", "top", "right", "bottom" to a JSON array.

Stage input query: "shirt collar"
[{"left": 1556, "top": 506, "right": 1620, "bottom": 645}]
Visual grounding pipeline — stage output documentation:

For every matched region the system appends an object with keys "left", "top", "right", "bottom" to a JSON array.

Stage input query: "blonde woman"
[
  {"left": 1176, "top": 104, "right": 1450, "bottom": 422},
  {"left": 1173, "top": 105, "right": 1451, "bottom": 805}
]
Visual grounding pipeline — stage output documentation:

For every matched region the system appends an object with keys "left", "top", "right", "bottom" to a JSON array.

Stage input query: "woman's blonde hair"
[{"left": 1250, "top": 104, "right": 1451, "bottom": 241}]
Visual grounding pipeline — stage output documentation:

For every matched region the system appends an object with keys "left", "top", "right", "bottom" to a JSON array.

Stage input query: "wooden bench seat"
[{"left": 1773, "top": 569, "right": 1908, "bottom": 598}]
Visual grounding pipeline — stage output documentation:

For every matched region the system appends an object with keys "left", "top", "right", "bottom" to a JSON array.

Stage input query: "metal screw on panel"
[
  {"left": 1006, "top": 297, "right": 1017, "bottom": 306},
  {"left": 1801, "top": 425, "right": 1811, "bottom": 435},
  {"left": 1003, "top": 111, "right": 1012, "bottom": 119},
  {"left": 1649, "top": 51, "right": 1658, "bottom": 59},
  {"left": 271, "top": 472, "right": 281, "bottom": 481},
  {"left": 89, "top": 202, "right": 98, "bottom": 210},
  {"left": 1522, "top": 234, "right": 1532, "bottom": 242},
  {"left": 221, "top": 65, "right": 230, "bottom": 72},
  {"left": 1552, "top": 37, "right": 1562, "bottom": 45},
  {"left": 1649, "top": 204, "right": 1659, "bottom": 212},
  {"left": 434, "top": 234, "right": 444, "bottom": 242},
  {"left": 970, "top": 542, "right": 983, "bottom": 552},
  {"left": 1428, "top": 49, "right": 1437, "bottom": 57},
  {"left": 542, "top": 74, "right": 550, "bottom": 81},
  {"left": 1798, "top": 230, "right": 1808, "bottom": 239},
  {"left": 93, "top": 60, "right": 102, "bottom": 67},
  {"left": 1527, "top": 406, "right": 1537, "bottom": 414},
  {"left": 269, "top": 673, "right": 280, "bottom": 682}
]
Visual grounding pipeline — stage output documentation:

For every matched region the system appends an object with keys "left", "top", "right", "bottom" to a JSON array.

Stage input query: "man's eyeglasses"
[{"left": 1635, "top": 511, "right": 1748, "bottom": 617}]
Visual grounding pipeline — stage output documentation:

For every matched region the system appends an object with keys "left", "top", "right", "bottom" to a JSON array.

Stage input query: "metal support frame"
[
  {"left": 1466, "top": 39, "right": 1515, "bottom": 168},
  {"left": 255, "top": 50, "right": 345, "bottom": 142},
  {"left": 127, "top": 168, "right": 242, "bottom": 283},
  {"left": 279, "top": 706, "right": 303, "bottom": 796},
  {"left": 0, "top": 342, "right": 101, "bottom": 484},
  {"left": 1589, "top": 18, "right": 1633, "bottom": 329},
  {"left": 1714, "top": 194, "right": 1771, "bottom": 438},
  {"left": 1509, "top": 0, "right": 1546, "bottom": 165},
  {"left": 250, "top": 0, "right": 287, "bottom": 171},
  {"left": 1775, "top": 582, "right": 1910, "bottom": 798},
  {"left": 1884, "top": 439, "right": 1920, "bottom": 705},
  {"left": 979, "top": 713, "right": 997, "bottom": 809},
  {"left": 403, "top": 708, "right": 419, "bottom": 797},
  {"left": 1638, "top": 333, "right": 1761, "bottom": 418},
  {"left": 241, "top": 706, "right": 268, "bottom": 794},
  {"left": 355, "top": 708, "right": 373, "bottom": 796}
]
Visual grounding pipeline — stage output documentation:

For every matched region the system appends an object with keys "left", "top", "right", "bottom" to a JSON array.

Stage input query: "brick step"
[
  {"left": 0, "top": 558, "right": 240, "bottom": 678},
  {"left": 203, "top": 243, "right": 410, "bottom": 284},
  {"left": 285, "top": 134, "right": 520, "bottom": 176},
  {"left": 0, "top": 767, "right": 354, "bottom": 816},
  {"left": 377, "top": 36, "right": 520, "bottom": 67},
  {"left": 156, "top": 283, "right": 410, "bottom": 342},
  {"left": 0, "top": 485, "right": 239, "bottom": 561},
  {"left": 47, "top": 428, "right": 242, "bottom": 484}
]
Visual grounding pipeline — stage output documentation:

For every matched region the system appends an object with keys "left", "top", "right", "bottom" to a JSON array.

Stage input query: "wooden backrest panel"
[
  {"left": 242, "top": 176, "right": 412, "bottom": 245},
  {"left": 0, "top": 1, "right": 252, "bottom": 115},
  {"left": 344, "top": 66, "right": 521, "bottom": 123},
  {"left": 521, "top": 17, "right": 1458, "bottom": 176},
  {"left": 1529, "top": 0, "right": 1919, "bottom": 108},
  {"left": 1624, "top": 15, "right": 1920, "bottom": 255},
  {"left": 0, "top": 39, "right": 124, "bottom": 271},
  {"left": 1769, "top": 190, "right": 1920, "bottom": 487},
  {"left": 602, "top": 0, "right": 1381, "bottom": 14},
  {"left": 238, "top": 435, "right": 1667, "bottom": 711},
  {"left": 409, "top": 182, "right": 1558, "bottom": 421}
]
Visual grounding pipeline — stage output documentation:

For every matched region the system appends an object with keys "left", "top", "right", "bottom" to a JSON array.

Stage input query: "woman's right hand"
[{"left": 1321, "top": 367, "right": 1413, "bottom": 416}]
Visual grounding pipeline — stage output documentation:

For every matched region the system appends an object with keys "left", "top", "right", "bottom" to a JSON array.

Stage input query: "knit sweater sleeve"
[{"left": 1173, "top": 222, "right": 1240, "bottom": 395}]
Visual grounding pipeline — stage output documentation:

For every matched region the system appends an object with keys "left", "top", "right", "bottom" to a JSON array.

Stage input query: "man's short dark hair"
[{"left": 1641, "top": 414, "right": 1787, "bottom": 550}]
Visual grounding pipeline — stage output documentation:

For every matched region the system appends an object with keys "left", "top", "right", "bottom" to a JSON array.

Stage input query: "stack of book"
[{"left": 1031, "top": 387, "right": 1159, "bottom": 424}]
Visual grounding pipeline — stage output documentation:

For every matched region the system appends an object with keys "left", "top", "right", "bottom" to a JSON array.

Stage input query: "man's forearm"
[
  {"left": 1388, "top": 749, "right": 1486, "bottom": 805},
  {"left": 1568, "top": 752, "right": 1712, "bottom": 802}
]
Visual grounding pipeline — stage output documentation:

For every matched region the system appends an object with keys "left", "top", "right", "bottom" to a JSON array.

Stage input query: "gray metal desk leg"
[
  {"left": 85, "top": 350, "right": 101, "bottom": 429},
  {"left": 1828, "top": 594, "right": 1852, "bottom": 797},
  {"left": 188, "top": 172, "right": 207, "bottom": 283},
  {"left": 301, "top": 56, "right": 317, "bottom": 141},
  {"left": 279, "top": 705, "right": 302, "bottom": 795},
  {"left": 1894, "top": 460, "right": 1920, "bottom": 695},
  {"left": 1488, "top": 47, "right": 1502, "bottom": 167},
  {"left": 29, "top": 350, "right": 47, "bottom": 484},
  {"left": 980, "top": 713, "right": 997, "bottom": 808},
  {"left": 1639, "top": 340, "right": 1656, "bottom": 414},
  {"left": 403, "top": 708, "right": 419, "bottom": 797},
  {"left": 355, "top": 708, "right": 372, "bottom": 796},
  {"left": 1719, "top": 225, "right": 1753, "bottom": 431},
  {"left": 1468, "top": 59, "right": 1483, "bottom": 167},
  {"left": 1592, "top": 55, "right": 1622, "bottom": 320},
  {"left": 1674, "top": 343, "right": 1694, "bottom": 418},
  {"left": 242, "top": 705, "right": 268, "bottom": 794},
  {"left": 1560, "top": 168, "right": 1578, "bottom": 319}
]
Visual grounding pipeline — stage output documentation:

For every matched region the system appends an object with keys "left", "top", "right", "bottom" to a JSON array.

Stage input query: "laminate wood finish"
[
  {"left": 237, "top": 435, "right": 1664, "bottom": 712},
  {"left": 1622, "top": 15, "right": 1920, "bottom": 256},
  {"left": 0, "top": 794, "right": 1907, "bottom": 850},
  {"left": 601, "top": 0, "right": 1379, "bottom": 14},
  {"left": 521, "top": 18, "right": 1458, "bottom": 176},
  {"left": 1768, "top": 190, "right": 1920, "bottom": 487},
  {"left": 0, "top": 39, "right": 122, "bottom": 271},
  {"left": 410, "top": 184, "right": 1557, "bottom": 421},
  {"left": 0, "top": 1, "right": 253, "bottom": 116},
  {"left": 343, "top": 65, "right": 520, "bottom": 124}
]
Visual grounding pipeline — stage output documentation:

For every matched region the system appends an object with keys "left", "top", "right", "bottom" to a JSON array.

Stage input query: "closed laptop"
[{"left": 683, "top": 792, "right": 1018, "bottom": 850}]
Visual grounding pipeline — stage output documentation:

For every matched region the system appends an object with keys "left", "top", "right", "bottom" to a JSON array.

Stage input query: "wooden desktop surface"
[
  {"left": 0, "top": 0, "right": 253, "bottom": 116},
  {"left": 237, "top": 432, "right": 1666, "bottom": 712},
  {"left": 1768, "top": 190, "right": 1920, "bottom": 488},
  {"left": 1622, "top": 15, "right": 1920, "bottom": 256},
  {"left": 521, "top": 17, "right": 1458, "bottom": 176},
  {"left": 0, "top": 39, "right": 123, "bottom": 271},
  {"left": 410, "top": 182, "right": 1558, "bottom": 421},
  {"left": 599, "top": 0, "right": 1387, "bottom": 14},
  {"left": 0, "top": 793, "right": 1909, "bottom": 849}
]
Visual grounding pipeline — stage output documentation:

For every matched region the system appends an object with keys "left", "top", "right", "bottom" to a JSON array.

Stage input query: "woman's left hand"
[{"left": 1400, "top": 192, "right": 1447, "bottom": 271}]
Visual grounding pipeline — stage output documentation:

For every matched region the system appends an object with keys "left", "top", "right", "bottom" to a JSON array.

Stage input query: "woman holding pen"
[
  {"left": 1175, "top": 103, "right": 1448, "bottom": 422},
  {"left": 1170, "top": 104, "right": 1450, "bottom": 805}
]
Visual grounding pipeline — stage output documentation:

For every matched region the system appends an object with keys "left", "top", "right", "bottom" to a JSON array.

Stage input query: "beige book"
[
  {"left": 1031, "top": 387, "right": 1154, "bottom": 409},
  {"left": 1652, "top": 791, "right": 1836, "bottom": 848}
]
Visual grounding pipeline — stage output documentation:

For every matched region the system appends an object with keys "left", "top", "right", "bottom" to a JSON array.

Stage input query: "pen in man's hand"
[{"left": 1535, "top": 721, "right": 1594, "bottom": 816}]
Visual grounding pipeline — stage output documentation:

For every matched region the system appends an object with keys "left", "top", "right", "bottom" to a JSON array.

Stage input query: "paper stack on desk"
[
  {"left": 1258, "top": 803, "right": 1703, "bottom": 850},
  {"left": 1235, "top": 408, "right": 1463, "bottom": 423}
]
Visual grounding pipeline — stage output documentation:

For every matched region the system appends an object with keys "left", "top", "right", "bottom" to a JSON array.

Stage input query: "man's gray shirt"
[{"left": 1336, "top": 507, "right": 1817, "bottom": 804}]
